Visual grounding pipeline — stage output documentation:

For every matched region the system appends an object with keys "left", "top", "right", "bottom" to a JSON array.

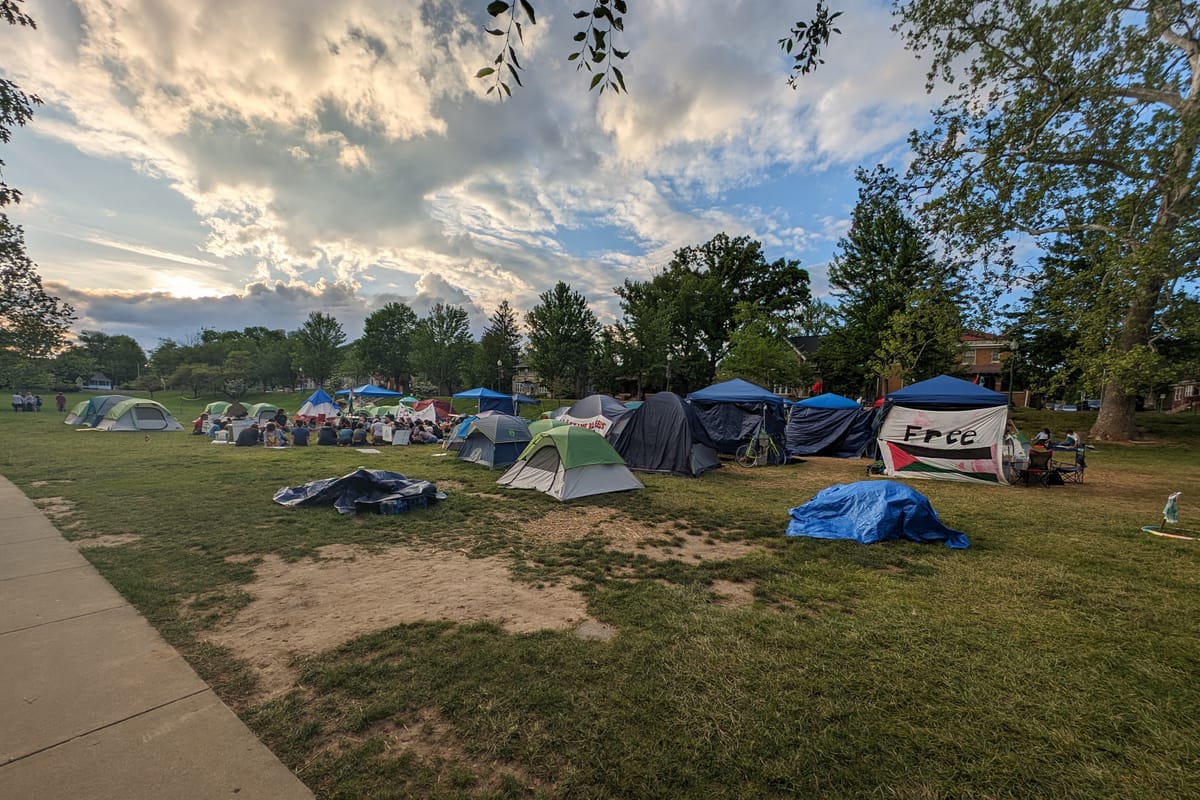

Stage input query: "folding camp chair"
[
  {"left": 1022, "top": 449, "right": 1056, "bottom": 487},
  {"left": 1055, "top": 447, "right": 1087, "bottom": 483}
]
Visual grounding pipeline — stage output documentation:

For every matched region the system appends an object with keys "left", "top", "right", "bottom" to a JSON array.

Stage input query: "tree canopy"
[
  {"left": 292, "top": 312, "right": 346, "bottom": 388},
  {"left": 898, "top": 0, "right": 1200, "bottom": 438},
  {"left": 525, "top": 281, "right": 599, "bottom": 397}
]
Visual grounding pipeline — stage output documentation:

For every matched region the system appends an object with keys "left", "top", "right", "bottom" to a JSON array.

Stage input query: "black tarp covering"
[
  {"left": 611, "top": 392, "right": 721, "bottom": 477},
  {"left": 689, "top": 400, "right": 786, "bottom": 460},
  {"left": 273, "top": 468, "right": 446, "bottom": 514},
  {"left": 785, "top": 406, "right": 877, "bottom": 458}
]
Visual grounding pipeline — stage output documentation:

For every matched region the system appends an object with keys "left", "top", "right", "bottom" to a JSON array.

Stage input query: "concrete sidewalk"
[{"left": 0, "top": 476, "right": 314, "bottom": 799}]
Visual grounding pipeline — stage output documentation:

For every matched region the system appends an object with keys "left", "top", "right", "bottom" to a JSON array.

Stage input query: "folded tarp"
[
  {"left": 273, "top": 468, "right": 446, "bottom": 514},
  {"left": 785, "top": 405, "right": 877, "bottom": 458},
  {"left": 785, "top": 481, "right": 969, "bottom": 549}
]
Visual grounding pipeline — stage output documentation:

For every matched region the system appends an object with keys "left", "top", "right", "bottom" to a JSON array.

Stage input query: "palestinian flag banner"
[{"left": 878, "top": 405, "right": 1009, "bottom": 485}]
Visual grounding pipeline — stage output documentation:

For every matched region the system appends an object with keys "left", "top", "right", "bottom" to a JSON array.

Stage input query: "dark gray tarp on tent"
[
  {"left": 785, "top": 405, "right": 877, "bottom": 458},
  {"left": 686, "top": 379, "right": 787, "bottom": 460},
  {"left": 273, "top": 469, "right": 445, "bottom": 514},
  {"left": 611, "top": 392, "right": 721, "bottom": 477}
]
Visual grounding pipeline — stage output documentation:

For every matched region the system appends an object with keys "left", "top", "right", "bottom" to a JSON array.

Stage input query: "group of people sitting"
[
  {"left": 1031, "top": 427, "right": 1083, "bottom": 450},
  {"left": 195, "top": 407, "right": 453, "bottom": 448}
]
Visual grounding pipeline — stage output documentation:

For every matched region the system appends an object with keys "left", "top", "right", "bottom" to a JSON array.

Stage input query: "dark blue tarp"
[
  {"left": 687, "top": 379, "right": 786, "bottom": 458},
  {"left": 273, "top": 468, "right": 446, "bottom": 514},
  {"left": 785, "top": 405, "right": 877, "bottom": 458},
  {"left": 785, "top": 481, "right": 969, "bottom": 548},
  {"left": 886, "top": 375, "right": 1007, "bottom": 408}
]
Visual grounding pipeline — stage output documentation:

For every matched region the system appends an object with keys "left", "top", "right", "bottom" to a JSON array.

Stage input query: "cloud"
[{"left": 6, "top": 1, "right": 933, "bottom": 346}]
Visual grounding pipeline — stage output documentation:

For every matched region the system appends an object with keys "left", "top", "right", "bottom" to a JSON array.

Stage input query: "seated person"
[
  {"left": 235, "top": 422, "right": 261, "bottom": 447},
  {"left": 272, "top": 409, "right": 288, "bottom": 429},
  {"left": 371, "top": 418, "right": 387, "bottom": 443},
  {"left": 351, "top": 423, "right": 368, "bottom": 446},
  {"left": 192, "top": 412, "right": 209, "bottom": 435},
  {"left": 208, "top": 419, "right": 226, "bottom": 439},
  {"left": 337, "top": 425, "right": 354, "bottom": 446},
  {"left": 317, "top": 422, "right": 338, "bottom": 446},
  {"left": 291, "top": 423, "right": 311, "bottom": 446},
  {"left": 1062, "top": 429, "right": 1081, "bottom": 448},
  {"left": 263, "top": 422, "right": 287, "bottom": 447},
  {"left": 1032, "top": 428, "right": 1052, "bottom": 447}
]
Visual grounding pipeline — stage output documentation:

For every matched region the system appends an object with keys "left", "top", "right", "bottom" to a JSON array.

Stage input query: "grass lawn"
[{"left": 3, "top": 394, "right": 1200, "bottom": 799}]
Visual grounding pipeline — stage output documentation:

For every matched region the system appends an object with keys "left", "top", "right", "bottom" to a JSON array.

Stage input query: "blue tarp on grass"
[
  {"left": 273, "top": 468, "right": 446, "bottom": 515},
  {"left": 785, "top": 481, "right": 969, "bottom": 548}
]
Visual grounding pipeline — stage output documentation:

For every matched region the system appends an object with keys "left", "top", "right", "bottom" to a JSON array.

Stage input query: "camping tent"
[
  {"left": 558, "top": 394, "right": 633, "bottom": 438},
  {"left": 443, "top": 415, "right": 477, "bottom": 451},
  {"left": 686, "top": 378, "right": 787, "bottom": 459},
  {"left": 785, "top": 393, "right": 876, "bottom": 458},
  {"left": 245, "top": 402, "right": 280, "bottom": 424},
  {"left": 203, "top": 400, "right": 231, "bottom": 419},
  {"left": 93, "top": 398, "right": 183, "bottom": 432},
  {"left": 497, "top": 425, "right": 643, "bottom": 501},
  {"left": 458, "top": 414, "right": 532, "bottom": 468},
  {"left": 297, "top": 388, "right": 339, "bottom": 420},
  {"left": 528, "top": 418, "right": 566, "bottom": 437},
  {"left": 877, "top": 375, "right": 1009, "bottom": 484},
  {"left": 611, "top": 392, "right": 720, "bottom": 477},
  {"left": 64, "top": 394, "right": 132, "bottom": 426}
]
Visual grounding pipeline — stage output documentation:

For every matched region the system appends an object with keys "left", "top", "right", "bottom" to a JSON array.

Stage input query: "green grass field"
[{"left": 3, "top": 393, "right": 1199, "bottom": 799}]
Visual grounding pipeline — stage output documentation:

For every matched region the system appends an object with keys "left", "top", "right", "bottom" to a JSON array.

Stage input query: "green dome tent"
[
  {"left": 64, "top": 395, "right": 132, "bottom": 426},
  {"left": 497, "top": 426, "right": 643, "bottom": 501},
  {"left": 93, "top": 398, "right": 184, "bottom": 432}
]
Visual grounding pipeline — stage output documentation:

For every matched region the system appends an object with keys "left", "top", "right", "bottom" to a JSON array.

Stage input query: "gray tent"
[
  {"left": 64, "top": 394, "right": 132, "bottom": 426},
  {"left": 457, "top": 414, "right": 532, "bottom": 469},
  {"left": 611, "top": 392, "right": 720, "bottom": 477}
]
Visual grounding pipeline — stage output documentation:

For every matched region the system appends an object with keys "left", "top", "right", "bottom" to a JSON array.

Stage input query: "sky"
[{"left": 1, "top": 0, "right": 938, "bottom": 350}]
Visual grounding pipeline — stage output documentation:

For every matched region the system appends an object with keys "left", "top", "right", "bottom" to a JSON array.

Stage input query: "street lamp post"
[
  {"left": 665, "top": 352, "right": 672, "bottom": 394},
  {"left": 497, "top": 359, "right": 504, "bottom": 393}
]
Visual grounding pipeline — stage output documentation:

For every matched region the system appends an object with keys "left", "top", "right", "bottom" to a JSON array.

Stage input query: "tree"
[
  {"left": 169, "top": 363, "right": 222, "bottom": 398},
  {"left": 357, "top": 302, "right": 418, "bottom": 390},
  {"left": 817, "top": 166, "right": 963, "bottom": 397},
  {"left": 869, "top": 287, "right": 965, "bottom": 386},
  {"left": 0, "top": 3, "right": 72, "bottom": 388},
  {"left": 717, "top": 305, "right": 812, "bottom": 391},
  {"left": 49, "top": 346, "right": 97, "bottom": 388},
  {"left": 482, "top": 300, "right": 522, "bottom": 373},
  {"left": 410, "top": 303, "right": 473, "bottom": 395},
  {"left": 617, "top": 233, "right": 811, "bottom": 395},
  {"left": 0, "top": 221, "right": 73, "bottom": 385},
  {"left": 77, "top": 331, "right": 146, "bottom": 386},
  {"left": 525, "top": 282, "right": 599, "bottom": 397},
  {"left": 292, "top": 312, "right": 345, "bottom": 387},
  {"left": 897, "top": 0, "right": 1200, "bottom": 439}
]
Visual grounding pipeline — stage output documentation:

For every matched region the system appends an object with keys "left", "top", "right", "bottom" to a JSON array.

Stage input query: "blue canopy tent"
[
  {"left": 877, "top": 375, "right": 1010, "bottom": 484},
  {"left": 453, "top": 387, "right": 535, "bottom": 415},
  {"left": 686, "top": 378, "right": 788, "bottom": 460},
  {"left": 334, "top": 384, "right": 402, "bottom": 398},
  {"left": 785, "top": 393, "right": 876, "bottom": 458}
]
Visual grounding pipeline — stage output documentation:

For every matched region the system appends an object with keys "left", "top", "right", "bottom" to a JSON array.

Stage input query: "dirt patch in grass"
[
  {"left": 207, "top": 544, "right": 591, "bottom": 699},
  {"left": 437, "top": 480, "right": 467, "bottom": 491},
  {"left": 521, "top": 507, "right": 766, "bottom": 563},
  {"left": 307, "top": 706, "right": 545, "bottom": 793},
  {"left": 33, "top": 496, "right": 76, "bottom": 519},
  {"left": 76, "top": 533, "right": 142, "bottom": 548},
  {"left": 710, "top": 579, "right": 757, "bottom": 608},
  {"left": 30, "top": 479, "right": 74, "bottom": 487}
]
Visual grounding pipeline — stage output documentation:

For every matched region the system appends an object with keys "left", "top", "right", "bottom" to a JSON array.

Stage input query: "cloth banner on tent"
[{"left": 878, "top": 405, "right": 1008, "bottom": 484}]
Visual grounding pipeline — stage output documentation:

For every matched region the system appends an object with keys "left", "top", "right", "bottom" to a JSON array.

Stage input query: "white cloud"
[{"left": 4, "top": 0, "right": 935, "bottom": 344}]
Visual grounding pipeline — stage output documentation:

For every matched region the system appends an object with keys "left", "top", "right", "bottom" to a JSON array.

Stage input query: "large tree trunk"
[
  {"left": 1089, "top": 265, "right": 1165, "bottom": 442},
  {"left": 1091, "top": 382, "right": 1137, "bottom": 441}
]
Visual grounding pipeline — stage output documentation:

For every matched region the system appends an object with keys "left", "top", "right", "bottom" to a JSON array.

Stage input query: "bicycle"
[{"left": 735, "top": 428, "right": 782, "bottom": 467}]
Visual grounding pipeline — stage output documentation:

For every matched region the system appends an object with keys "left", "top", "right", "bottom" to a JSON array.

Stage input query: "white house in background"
[{"left": 82, "top": 372, "right": 114, "bottom": 390}]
